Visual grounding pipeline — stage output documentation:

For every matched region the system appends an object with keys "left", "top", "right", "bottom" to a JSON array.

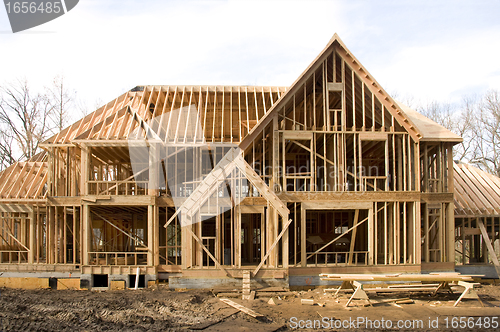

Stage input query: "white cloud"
[
  {"left": 0, "top": 0, "right": 343, "bottom": 120},
  {"left": 373, "top": 29, "right": 500, "bottom": 103},
  {"left": 1, "top": 0, "right": 500, "bottom": 119}
]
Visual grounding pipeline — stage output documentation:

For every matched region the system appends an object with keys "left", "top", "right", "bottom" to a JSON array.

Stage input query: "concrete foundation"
[
  {"left": 80, "top": 273, "right": 157, "bottom": 289},
  {"left": 455, "top": 265, "right": 499, "bottom": 279},
  {"left": 168, "top": 276, "right": 289, "bottom": 289}
]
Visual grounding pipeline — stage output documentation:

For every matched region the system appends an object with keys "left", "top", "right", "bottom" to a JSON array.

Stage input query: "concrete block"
[
  {"left": 110, "top": 280, "right": 125, "bottom": 290},
  {"left": 455, "top": 265, "right": 499, "bottom": 279}
]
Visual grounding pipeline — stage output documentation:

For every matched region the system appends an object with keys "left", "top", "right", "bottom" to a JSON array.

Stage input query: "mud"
[{"left": 0, "top": 283, "right": 499, "bottom": 331}]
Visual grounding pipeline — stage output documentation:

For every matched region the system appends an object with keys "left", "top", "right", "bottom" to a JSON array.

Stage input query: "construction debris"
[
  {"left": 301, "top": 299, "right": 314, "bottom": 306},
  {"left": 219, "top": 298, "right": 264, "bottom": 319},
  {"left": 242, "top": 271, "right": 252, "bottom": 300}
]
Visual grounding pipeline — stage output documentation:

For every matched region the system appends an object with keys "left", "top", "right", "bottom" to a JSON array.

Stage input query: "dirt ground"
[{"left": 0, "top": 283, "right": 500, "bottom": 331}]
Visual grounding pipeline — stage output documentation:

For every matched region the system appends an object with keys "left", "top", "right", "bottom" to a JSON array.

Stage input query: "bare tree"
[
  {"left": 75, "top": 97, "right": 101, "bottom": 119},
  {"left": 46, "top": 75, "right": 75, "bottom": 131},
  {"left": 0, "top": 79, "right": 54, "bottom": 162},
  {"left": 0, "top": 128, "right": 16, "bottom": 170},
  {"left": 417, "top": 98, "right": 478, "bottom": 162},
  {"left": 472, "top": 90, "right": 500, "bottom": 177}
]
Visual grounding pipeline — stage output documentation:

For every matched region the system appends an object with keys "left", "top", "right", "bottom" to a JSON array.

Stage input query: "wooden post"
[
  {"left": 147, "top": 205, "right": 154, "bottom": 266},
  {"left": 266, "top": 205, "right": 275, "bottom": 267},
  {"left": 154, "top": 205, "right": 159, "bottom": 268},
  {"left": 148, "top": 143, "right": 159, "bottom": 196},
  {"left": 301, "top": 205, "right": 306, "bottom": 267},
  {"left": 368, "top": 207, "right": 374, "bottom": 265},
  {"left": 48, "top": 207, "right": 54, "bottom": 264},
  {"left": 181, "top": 211, "right": 189, "bottom": 269},
  {"left": 283, "top": 213, "right": 289, "bottom": 269},
  {"left": 236, "top": 206, "right": 241, "bottom": 268},
  {"left": 446, "top": 202, "right": 455, "bottom": 263},
  {"left": 424, "top": 204, "right": 429, "bottom": 263},
  {"left": 348, "top": 209, "right": 360, "bottom": 265},
  {"left": 82, "top": 204, "right": 90, "bottom": 265},
  {"left": 28, "top": 207, "right": 35, "bottom": 264},
  {"left": 81, "top": 144, "right": 89, "bottom": 196},
  {"left": 414, "top": 202, "right": 422, "bottom": 264}
]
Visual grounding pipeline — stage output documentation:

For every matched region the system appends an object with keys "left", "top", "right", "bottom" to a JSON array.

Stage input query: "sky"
[{"left": 1, "top": 0, "right": 500, "bottom": 122}]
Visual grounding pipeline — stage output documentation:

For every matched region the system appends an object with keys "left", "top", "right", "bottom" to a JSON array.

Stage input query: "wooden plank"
[
  {"left": 359, "top": 132, "right": 388, "bottom": 141},
  {"left": 302, "top": 201, "right": 371, "bottom": 210},
  {"left": 320, "top": 273, "right": 477, "bottom": 282},
  {"left": 219, "top": 298, "right": 264, "bottom": 318},
  {"left": 327, "top": 82, "right": 343, "bottom": 91}
]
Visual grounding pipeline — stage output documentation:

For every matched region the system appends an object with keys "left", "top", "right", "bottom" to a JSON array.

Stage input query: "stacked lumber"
[{"left": 320, "top": 272, "right": 478, "bottom": 282}]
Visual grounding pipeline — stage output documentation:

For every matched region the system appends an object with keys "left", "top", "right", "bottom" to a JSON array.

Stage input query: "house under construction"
[{"left": 0, "top": 34, "right": 472, "bottom": 289}]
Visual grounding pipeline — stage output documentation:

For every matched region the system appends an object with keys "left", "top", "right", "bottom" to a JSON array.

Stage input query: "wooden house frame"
[
  {"left": 454, "top": 162, "right": 500, "bottom": 278},
  {"left": 0, "top": 34, "right": 467, "bottom": 288}
]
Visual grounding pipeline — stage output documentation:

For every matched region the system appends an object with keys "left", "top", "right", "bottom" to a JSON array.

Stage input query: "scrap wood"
[
  {"left": 219, "top": 298, "right": 264, "bottom": 318},
  {"left": 256, "top": 287, "right": 288, "bottom": 292},
  {"left": 388, "top": 283, "right": 440, "bottom": 288},
  {"left": 396, "top": 299, "right": 414, "bottom": 304},
  {"left": 370, "top": 287, "right": 439, "bottom": 293},
  {"left": 301, "top": 299, "right": 314, "bottom": 305},
  {"left": 258, "top": 291, "right": 295, "bottom": 297},
  {"left": 216, "top": 292, "right": 242, "bottom": 298}
]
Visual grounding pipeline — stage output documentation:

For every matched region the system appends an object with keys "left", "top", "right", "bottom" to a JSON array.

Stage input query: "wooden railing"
[
  {"left": 428, "top": 248, "right": 442, "bottom": 262},
  {"left": 159, "top": 246, "right": 181, "bottom": 265},
  {"left": 305, "top": 251, "right": 369, "bottom": 267},
  {"left": 88, "top": 252, "right": 148, "bottom": 266},
  {"left": 88, "top": 181, "right": 149, "bottom": 195},
  {"left": 362, "top": 176, "right": 387, "bottom": 191},
  {"left": 0, "top": 250, "right": 29, "bottom": 264}
]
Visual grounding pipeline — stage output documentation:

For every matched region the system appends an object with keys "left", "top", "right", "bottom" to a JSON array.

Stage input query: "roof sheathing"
[
  {"left": 454, "top": 162, "right": 500, "bottom": 216},
  {"left": 397, "top": 102, "right": 462, "bottom": 143}
]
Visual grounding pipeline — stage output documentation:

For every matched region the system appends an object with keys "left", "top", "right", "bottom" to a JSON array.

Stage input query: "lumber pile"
[{"left": 320, "top": 272, "right": 478, "bottom": 282}]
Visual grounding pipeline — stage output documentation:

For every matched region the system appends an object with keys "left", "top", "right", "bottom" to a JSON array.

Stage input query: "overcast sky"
[{"left": 1, "top": 0, "right": 500, "bottom": 121}]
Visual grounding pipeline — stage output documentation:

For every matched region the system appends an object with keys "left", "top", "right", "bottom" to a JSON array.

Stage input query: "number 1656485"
[{"left": 5, "top": 1, "right": 62, "bottom": 14}]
